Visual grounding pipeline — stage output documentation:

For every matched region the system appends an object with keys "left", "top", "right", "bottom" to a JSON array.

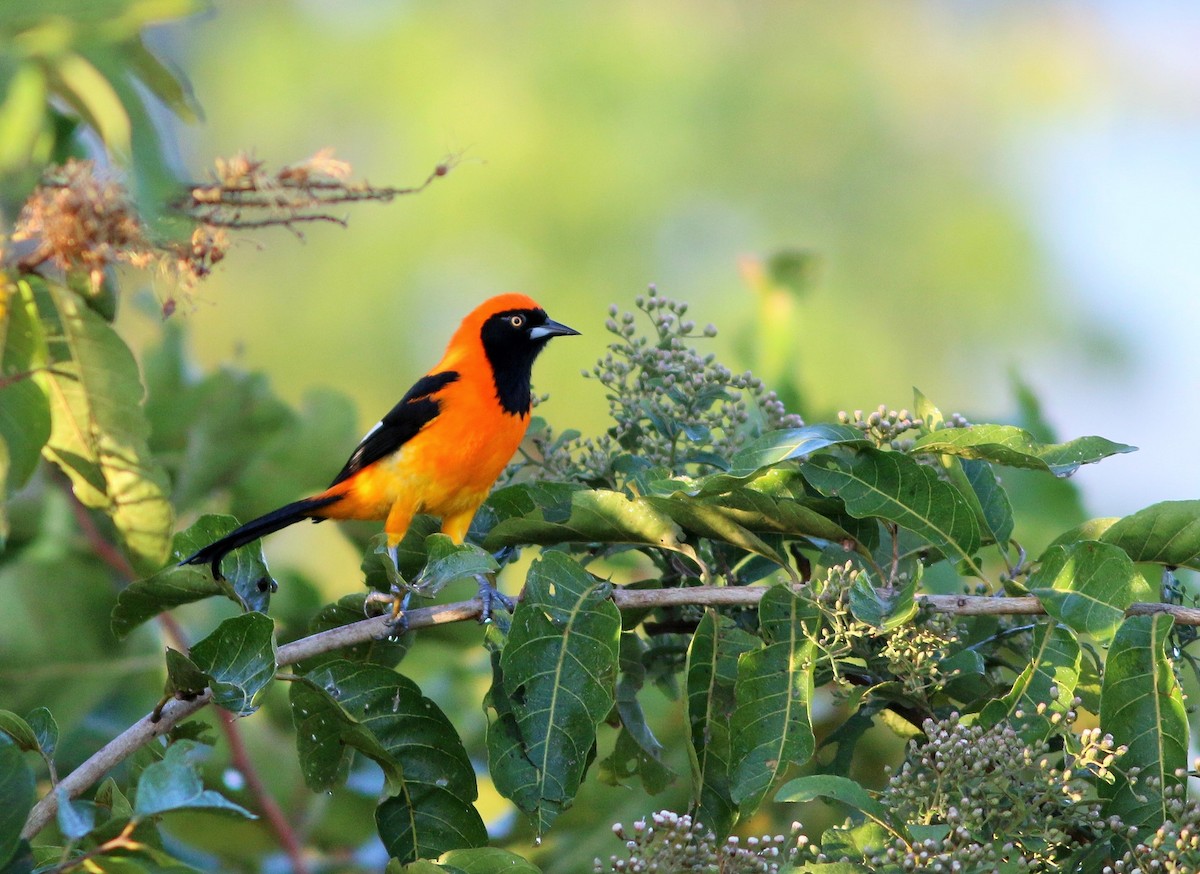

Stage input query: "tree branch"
[{"left": 22, "top": 586, "right": 1195, "bottom": 839}]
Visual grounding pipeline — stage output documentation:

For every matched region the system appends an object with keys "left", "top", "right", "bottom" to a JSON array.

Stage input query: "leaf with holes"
[
  {"left": 488, "top": 552, "right": 620, "bottom": 835},
  {"left": 686, "top": 611, "right": 760, "bottom": 837},
  {"left": 729, "top": 586, "right": 820, "bottom": 815},
  {"left": 1100, "top": 614, "right": 1188, "bottom": 830}
]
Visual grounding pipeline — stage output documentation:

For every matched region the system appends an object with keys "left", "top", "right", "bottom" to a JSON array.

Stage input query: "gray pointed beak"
[{"left": 529, "top": 317, "right": 581, "bottom": 340}]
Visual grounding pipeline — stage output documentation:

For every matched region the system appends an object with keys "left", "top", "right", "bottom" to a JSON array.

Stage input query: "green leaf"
[
  {"left": 0, "top": 61, "right": 48, "bottom": 176},
  {"left": 163, "top": 648, "right": 209, "bottom": 699},
  {"left": 0, "top": 280, "right": 50, "bottom": 493},
  {"left": 978, "top": 623, "right": 1081, "bottom": 739},
  {"left": 597, "top": 728, "right": 673, "bottom": 796},
  {"left": 1029, "top": 542, "right": 1147, "bottom": 645},
  {"left": 685, "top": 612, "right": 760, "bottom": 837},
  {"left": 960, "top": 458, "right": 1014, "bottom": 546},
  {"left": 35, "top": 280, "right": 172, "bottom": 572},
  {"left": 376, "top": 788, "right": 488, "bottom": 865},
  {"left": 699, "top": 424, "right": 868, "bottom": 493},
  {"left": 0, "top": 711, "right": 39, "bottom": 753},
  {"left": 188, "top": 613, "right": 276, "bottom": 716},
  {"left": 910, "top": 424, "right": 1136, "bottom": 477},
  {"left": 484, "top": 486, "right": 695, "bottom": 565},
  {"left": 438, "top": 847, "right": 542, "bottom": 874},
  {"left": 801, "top": 447, "right": 981, "bottom": 569},
  {"left": 1100, "top": 500, "right": 1200, "bottom": 570},
  {"left": 133, "top": 740, "right": 255, "bottom": 818},
  {"left": 411, "top": 534, "right": 498, "bottom": 596},
  {"left": 729, "top": 586, "right": 819, "bottom": 815},
  {"left": 775, "top": 774, "right": 907, "bottom": 842},
  {"left": 54, "top": 787, "right": 96, "bottom": 841},
  {"left": 45, "top": 51, "right": 132, "bottom": 155},
  {"left": 126, "top": 37, "right": 201, "bottom": 123},
  {"left": 0, "top": 736, "right": 35, "bottom": 864},
  {"left": 297, "top": 660, "right": 485, "bottom": 861},
  {"left": 1100, "top": 614, "right": 1188, "bottom": 830},
  {"left": 24, "top": 708, "right": 57, "bottom": 763},
  {"left": 288, "top": 674, "right": 403, "bottom": 795},
  {"left": 489, "top": 553, "right": 620, "bottom": 835},
  {"left": 111, "top": 514, "right": 273, "bottom": 638},
  {"left": 848, "top": 566, "right": 919, "bottom": 631}
]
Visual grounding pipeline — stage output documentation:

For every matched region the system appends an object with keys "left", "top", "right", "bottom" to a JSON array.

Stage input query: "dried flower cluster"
[
  {"left": 527, "top": 292, "right": 803, "bottom": 484},
  {"left": 594, "top": 811, "right": 815, "bottom": 874},
  {"left": 12, "top": 159, "right": 151, "bottom": 291}
]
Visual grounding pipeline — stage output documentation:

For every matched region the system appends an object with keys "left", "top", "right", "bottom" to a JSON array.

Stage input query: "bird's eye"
[{"left": 509, "top": 314, "right": 525, "bottom": 328}]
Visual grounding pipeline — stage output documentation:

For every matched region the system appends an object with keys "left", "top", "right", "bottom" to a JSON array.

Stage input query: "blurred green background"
[
  {"left": 8, "top": 2, "right": 1200, "bottom": 870},
  {"left": 115, "top": 1, "right": 1200, "bottom": 562}
]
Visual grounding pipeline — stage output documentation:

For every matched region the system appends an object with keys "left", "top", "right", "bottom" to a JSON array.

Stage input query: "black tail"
[{"left": 179, "top": 495, "right": 342, "bottom": 579}]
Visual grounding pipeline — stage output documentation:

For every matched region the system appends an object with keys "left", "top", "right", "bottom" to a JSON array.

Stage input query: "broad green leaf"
[
  {"left": 490, "top": 553, "right": 620, "bottom": 835},
  {"left": 111, "top": 514, "right": 273, "bottom": 638},
  {"left": 1100, "top": 614, "right": 1188, "bottom": 830},
  {"left": 133, "top": 740, "right": 254, "bottom": 818},
  {"left": 0, "top": 61, "right": 47, "bottom": 176},
  {"left": 685, "top": 612, "right": 760, "bottom": 837},
  {"left": 605, "top": 632, "right": 670, "bottom": 789},
  {"left": 1100, "top": 500, "right": 1200, "bottom": 570},
  {"left": 36, "top": 281, "right": 172, "bottom": 572},
  {"left": 46, "top": 51, "right": 131, "bottom": 155},
  {"left": 376, "top": 788, "right": 488, "bottom": 865},
  {"left": 729, "top": 587, "right": 819, "bottom": 814},
  {"left": 1047, "top": 517, "right": 1120, "bottom": 550},
  {"left": 978, "top": 623, "right": 1080, "bottom": 738},
  {"left": 484, "top": 486, "right": 694, "bottom": 564},
  {"left": 298, "top": 660, "right": 485, "bottom": 861},
  {"left": 775, "top": 774, "right": 907, "bottom": 841},
  {"left": 911, "top": 424, "right": 1136, "bottom": 477},
  {"left": 697, "top": 424, "right": 868, "bottom": 493},
  {"left": 0, "top": 736, "right": 35, "bottom": 865},
  {"left": 126, "top": 36, "right": 201, "bottom": 123},
  {"left": 411, "top": 534, "right": 498, "bottom": 596},
  {"left": 801, "top": 447, "right": 981, "bottom": 569},
  {"left": 305, "top": 661, "right": 477, "bottom": 804},
  {"left": 960, "top": 458, "right": 1014, "bottom": 546},
  {"left": 0, "top": 280, "right": 50, "bottom": 493},
  {"left": 644, "top": 494, "right": 791, "bottom": 571},
  {"left": 54, "top": 787, "right": 96, "bottom": 841},
  {"left": 188, "top": 612, "right": 277, "bottom": 716},
  {"left": 1029, "top": 542, "right": 1147, "bottom": 645},
  {"left": 0, "top": 711, "right": 39, "bottom": 753},
  {"left": 288, "top": 674, "right": 403, "bottom": 796},
  {"left": 24, "top": 708, "right": 58, "bottom": 763},
  {"left": 439, "top": 847, "right": 542, "bottom": 874}
]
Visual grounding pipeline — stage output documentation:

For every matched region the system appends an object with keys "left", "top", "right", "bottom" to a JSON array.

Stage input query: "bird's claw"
[
  {"left": 364, "top": 586, "right": 412, "bottom": 634},
  {"left": 475, "top": 574, "right": 515, "bottom": 624}
]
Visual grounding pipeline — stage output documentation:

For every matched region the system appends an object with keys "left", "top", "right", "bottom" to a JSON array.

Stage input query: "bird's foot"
[
  {"left": 475, "top": 573, "right": 515, "bottom": 624},
  {"left": 364, "top": 587, "right": 412, "bottom": 634}
]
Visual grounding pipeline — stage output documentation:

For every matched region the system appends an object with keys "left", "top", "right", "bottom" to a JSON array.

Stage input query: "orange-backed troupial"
[{"left": 181, "top": 293, "right": 579, "bottom": 617}]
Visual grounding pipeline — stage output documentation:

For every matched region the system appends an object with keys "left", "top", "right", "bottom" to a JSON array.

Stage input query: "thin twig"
[{"left": 22, "top": 584, "right": 1195, "bottom": 840}]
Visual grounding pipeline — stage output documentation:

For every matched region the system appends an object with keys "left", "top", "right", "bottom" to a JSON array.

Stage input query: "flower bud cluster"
[
  {"left": 837, "top": 405, "right": 925, "bottom": 449},
  {"left": 1103, "top": 775, "right": 1200, "bottom": 873},
  {"left": 531, "top": 291, "right": 804, "bottom": 483},
  {"left": 594, "top": 811, "right": 814, "bottom": 874}
]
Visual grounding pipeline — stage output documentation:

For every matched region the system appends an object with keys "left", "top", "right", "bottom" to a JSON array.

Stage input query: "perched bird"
[{"left": 180, "top": 293, "right": 579, "bottom": 615}]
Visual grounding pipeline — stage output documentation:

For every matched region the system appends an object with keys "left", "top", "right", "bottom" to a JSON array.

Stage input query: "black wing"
[{"left": 328, "top": 370, "right": 460, "bottom": 487}]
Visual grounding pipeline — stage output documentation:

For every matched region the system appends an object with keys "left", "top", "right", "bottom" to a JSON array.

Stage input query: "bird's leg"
[{"left": 474, "top": 573, "right": 516, "bottom": 624}]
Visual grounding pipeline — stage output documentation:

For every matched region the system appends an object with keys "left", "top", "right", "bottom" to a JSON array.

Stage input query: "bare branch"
[{"left": 22, "top": 584, "right": 1191, "bottom": 839}]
